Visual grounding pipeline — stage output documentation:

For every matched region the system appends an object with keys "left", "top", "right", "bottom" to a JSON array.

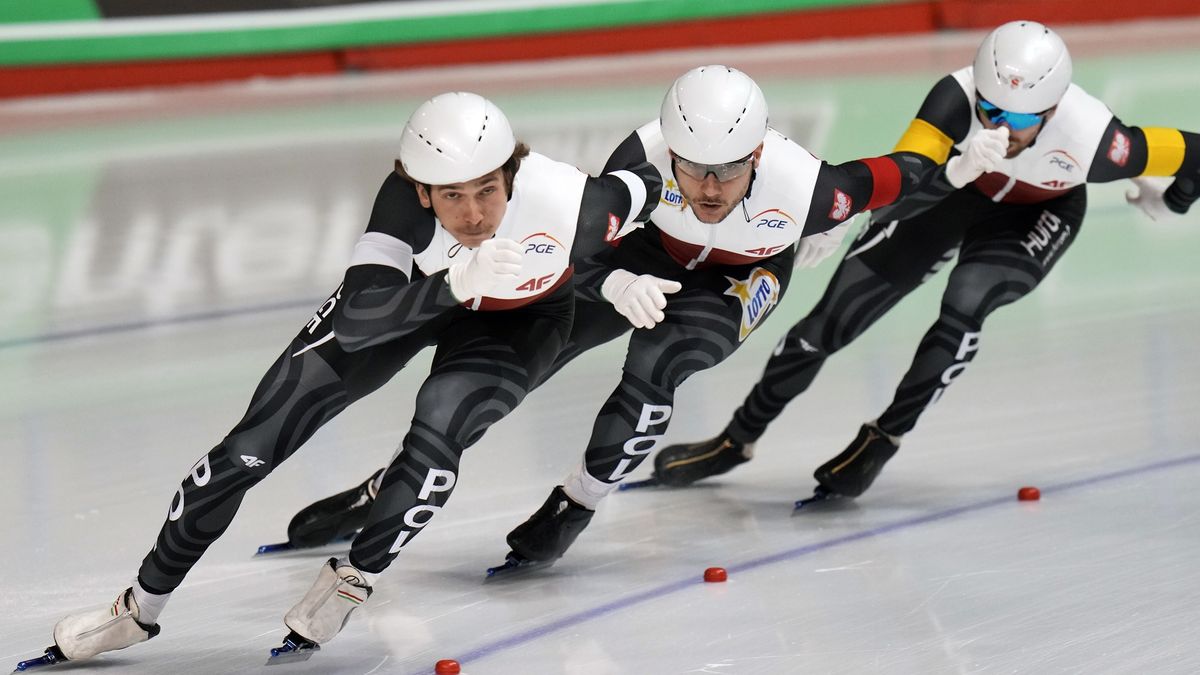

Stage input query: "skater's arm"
[
  {"left": 571, "top": 152, "right": 662, "bottom": 261},
  {"left": 1086, "top": 117, "right": 1200, "bottom": 214},
  {"left": 801, "top": 148, "right": 936, "bottom": 236},
  {"left": 333, "top": 173, "right": 462, "bottom": 352},
  {"left": 866, "top": 75, "right": 978, "bottom": 223}
]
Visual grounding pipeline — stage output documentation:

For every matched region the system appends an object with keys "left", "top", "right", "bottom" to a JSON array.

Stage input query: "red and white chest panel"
[
  {"left": 413, "top": 153, "right": 586, "bottom": 310},
  {"left": 637, "top": 122, "right": 823, "bottom": 269},
  {"left": 951, "top": 68, "right": 1113, "bottom": 204}
]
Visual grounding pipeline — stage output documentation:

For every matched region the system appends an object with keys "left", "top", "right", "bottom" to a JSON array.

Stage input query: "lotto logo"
[
  {"left": 1108, "top": 131, "right": 1130, "bottom": 167},
  {"left": 724, "top": 267, "right": 781, "bottom": 341},
  {"left": 661, "top": 179, "right": 685, "bottom": 207},
  {"left": 829, "top": 189, "right": 852, "bottom": 221}
]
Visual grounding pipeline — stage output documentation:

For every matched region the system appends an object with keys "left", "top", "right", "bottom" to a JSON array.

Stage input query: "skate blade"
[
  {"left": 254, "top": 533, "right": 356, "bottom": 557},
  {"left": 266, "top": 634, "right": 319, "bottom": 665},
  {"left": 793, "top": 486, "right": 839, "bottom": 512},
  {"left": 616, "top": 477, "right": 661, "bottom": 491},
  {"left": 485, "top": 552, "right": 553, "bottom": 579},
  {"left": 14, "top": 646, "right": 65, "bottom": 672}
]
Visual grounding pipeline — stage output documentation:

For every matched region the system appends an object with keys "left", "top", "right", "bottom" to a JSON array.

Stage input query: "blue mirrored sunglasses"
[
  {"left": 976, "top": 97, "right": 1046, "bottom": 131},
  {"left": 673, "top": 154, "right": 755, "bottom": 182}
]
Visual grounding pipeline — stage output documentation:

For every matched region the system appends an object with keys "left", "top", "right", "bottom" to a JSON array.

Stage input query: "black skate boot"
[
  {"left": 651, "top": 434, "right": 752, "bottom": 487},
  {"left": 488, "top": 486, "right": 594, "bottom": 576},
  {"left": 286, "top": 468, "right": 384, "bottom": 548},
  {"left": 813, "top": 423, "right": 899, "bottom": 498}
]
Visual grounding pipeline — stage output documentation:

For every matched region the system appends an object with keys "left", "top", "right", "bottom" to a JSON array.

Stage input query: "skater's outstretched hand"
[
  {"left": 1125, "top": 176, "right": 1178, "bottom": 221},
  {"left": 601, "top": 269, "right": 682, "bottom": 329}
]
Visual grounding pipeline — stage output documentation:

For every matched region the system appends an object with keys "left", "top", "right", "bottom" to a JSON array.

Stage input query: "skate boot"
[
  {"left": 287, "top": 468, "right": 384, "bottom": 548},
  {"left": 652, "top": 434, "right": 753, "bottom": 487},
  {"left": 16, "top": 588, "right": 161, "bottom": 670},
  {"left": 271, "top": 557, "right": 372, "bottom": 660},
  {"left": 813, "top": 422, "right": 899, "bottom": 497},
  {"left": 506, "top": 486, "right": 595, "bottom": 563}
]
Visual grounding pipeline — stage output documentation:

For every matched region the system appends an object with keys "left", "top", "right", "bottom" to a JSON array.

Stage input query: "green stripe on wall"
[
  {"left": 0, "top": 0, "right": 100, "bottom": 23},
  {"left": 0, "top": 0, "right": 897, "bottom": 65}
]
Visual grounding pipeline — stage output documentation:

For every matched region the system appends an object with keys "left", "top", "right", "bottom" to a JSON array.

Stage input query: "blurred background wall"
[{"left": 2, "top": 0, "right": 1199, "bottom": 99}]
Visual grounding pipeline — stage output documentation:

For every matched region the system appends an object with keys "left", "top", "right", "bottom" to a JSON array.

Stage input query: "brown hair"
[{"left": 394, "top": 141, "right": 531, "bottom": 199}]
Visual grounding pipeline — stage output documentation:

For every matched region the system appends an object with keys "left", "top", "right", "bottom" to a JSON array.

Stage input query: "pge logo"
[
  {"left": 1045, "top": 150, "right": 1078, "bottom": 173},
  {"left": 751, "top": 208, "right": 795, "bottom": 230},
  {"left": 521, "top": 232, "right": 565, "bottom": 255}
]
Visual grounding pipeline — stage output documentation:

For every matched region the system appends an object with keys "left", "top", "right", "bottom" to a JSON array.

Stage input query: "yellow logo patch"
[{"left": 724, "top": 267, "right": 781, "bottom": 342}]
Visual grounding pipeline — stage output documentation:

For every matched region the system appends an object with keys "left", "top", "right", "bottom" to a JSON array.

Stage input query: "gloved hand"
[
  {"left": 1125, "top": 176, "right": 1177, "bottom": 221},
  {"left": 600, "top": 269, "right": 683, "bottom": 329},
  {"left": 945, "top": 126, "right": 1009, "bottom": 188},
  {"left": 446, "top": 238, "right": 524, "bottom": 301},
  {"left": 794, "top": 221, "right": 850, "bottom": 269}
]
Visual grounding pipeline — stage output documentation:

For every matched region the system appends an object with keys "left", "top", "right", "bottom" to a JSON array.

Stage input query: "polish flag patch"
[
  {"left": 605, "top": 213, "right": 621, "bottom": 241},
  {"left": 829, "top": 188, "right": 852, "bottom": 221},
  {"left": 1108, "top": 130, "right": 1130, "bottom": 167}
]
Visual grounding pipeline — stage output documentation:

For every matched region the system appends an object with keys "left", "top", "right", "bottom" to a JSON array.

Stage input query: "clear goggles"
[
  {"left": 672, "top": 153, "right": 755, "bottom": 182},
  {"left": 976, "top": 96, "right": 1047, "bottom": 131}
]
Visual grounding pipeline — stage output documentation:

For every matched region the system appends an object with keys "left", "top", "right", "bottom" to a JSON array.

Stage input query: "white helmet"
[
  {"left": 399, "top": 92, "right": 516, "bottom": 185},
  {"left": 973, "top": 21, "right": 1072, "bottom": 114},
  {"left": 660, "top": 65, "right": 768, "bottom": 164}
]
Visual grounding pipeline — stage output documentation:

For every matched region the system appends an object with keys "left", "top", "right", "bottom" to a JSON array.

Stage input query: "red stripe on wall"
[
  {"left": 343, "top": 3, "right": 935, "bottom": 71},
  {"left": 2, "top": 0, "right": 1200, "bottom": 99},
  {"left": 937, "top": 0, "right": 1200, "bottom": 28},
  {"left": 0, "top": 51, "right": 340, "bottom": 99},
  {"left": 0, "top": 3, "right": 934, "bottom": 99}
]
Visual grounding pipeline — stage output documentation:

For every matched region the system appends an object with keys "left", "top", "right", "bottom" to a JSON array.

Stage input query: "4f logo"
[
  {"left": 745, "top": 244, "right": 786, "bottom": 256},
  {"left": 516, "top": 274, "right": 556, "bottom": 292},
  {"left": 241, "top": 455, "right": 265, "bottom": 468}
]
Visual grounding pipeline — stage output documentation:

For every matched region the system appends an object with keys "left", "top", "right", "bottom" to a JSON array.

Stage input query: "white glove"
[
  {"left": 945, "top": 127, "right": 1009, "bottom": 188},
  {"left": 1125, "top": 176, "right": 1177, "bottom": 221},
  {"left": 446, "top": 238, "right": 524, "bottom": 301},
  {"left": 794, "top": 221, "right": 851, "bottom": 269},
  {"left": 600, "top": 269, "right": 682, "bottom": 329}
]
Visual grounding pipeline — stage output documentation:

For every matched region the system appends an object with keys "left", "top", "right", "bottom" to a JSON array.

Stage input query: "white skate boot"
[
  {"left": 268, "top": 557, "right": 373, "bottom": 662},
  {"left": 16, "top": 588, "right": 160, "bottom": 670}
]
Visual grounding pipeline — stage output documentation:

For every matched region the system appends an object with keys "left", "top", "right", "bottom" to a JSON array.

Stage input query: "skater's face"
[
  {"left": 975, "top": 98, "right": 1057, "bottom": 158},
  {"left": 671, "top": 143, "right": 763, "bottom": 224},
  {"left": 419, "top": 169, "right": 509, "bottom": 248}
]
